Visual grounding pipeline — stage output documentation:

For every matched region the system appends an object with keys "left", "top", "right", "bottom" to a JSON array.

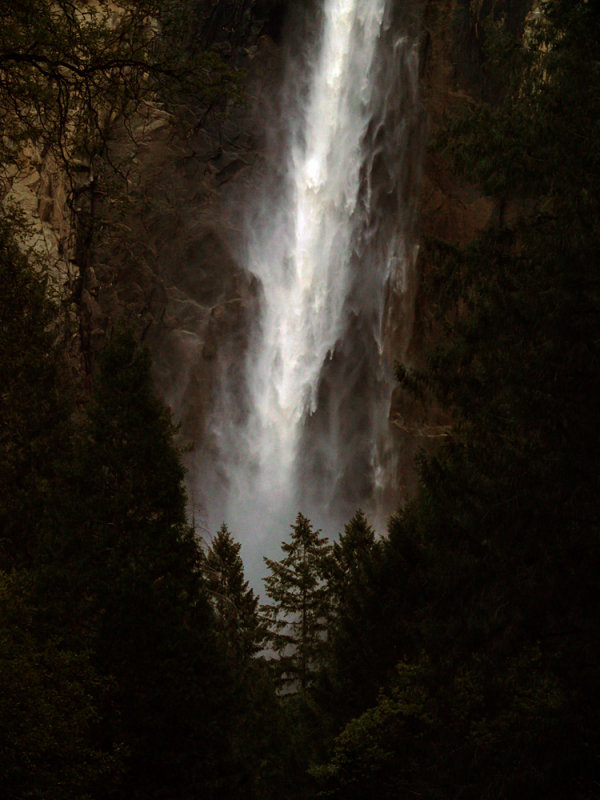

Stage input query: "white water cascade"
[{"left": 201, "top": 0, "right": 425, "bottom": 577}]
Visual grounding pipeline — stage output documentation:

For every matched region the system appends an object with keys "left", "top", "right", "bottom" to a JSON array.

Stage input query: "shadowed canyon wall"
[{"left": 2, "top": 0, "right": 532, "bottom": 570}]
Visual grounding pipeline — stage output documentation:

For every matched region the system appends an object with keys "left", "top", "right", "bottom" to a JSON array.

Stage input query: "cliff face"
[
  {"left": 389, "top": 0, "right": 532, "bottom": 494},
  {"left": 3, "top": 0, "right": 531, "bottom": 503},
  {"left": 2, "top": 1, "right": 280, "bottom": 431},
  {"left": 2, "top": 149, "right": 73, "bottom": 288},
  {"left": 86, "top": 25, "right": 283, "bottom": 452},
  {"left": 416, "top": 0, "right": 532, "bottom": 320}
]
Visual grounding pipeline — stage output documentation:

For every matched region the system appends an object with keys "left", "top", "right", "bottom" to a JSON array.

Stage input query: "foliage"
[
  {"left": 0, "top": 0, "right": 240, "bottom": 173},
  {"left": 327, "top": 509, "right": 376, "bottom": 606},
  {"left": 315, "top": 510, "right": 387, "bottom": 726},
  {"left": 0, "top": 256, "right": 242, "bottom": 798},
  {"left": 204, "top": 524, "right": 290, "bottom": 799},
  {"left": 263, "top": 513, "right": 332, "bottom": 692},
  {"left": 0, "top": 219, "right": 73, "bottom": 569},
  {"left": 315, "top": 649, "right": 569, "bottom": 800},
  {"left": 0, "top": 572, "right": 119, "bottom": 800},
  {"left": 58, "top": 326, "right": 236, "bottom": 800},
  {"left": 206, "top": 522, "right": 264, "bottom": 661},
  {"left": 314, "top": 1, "right": 600, "bottom": 797}
]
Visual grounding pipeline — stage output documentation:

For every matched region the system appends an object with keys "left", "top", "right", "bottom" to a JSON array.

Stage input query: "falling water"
[{"left": 201, "top": 0, "right": 425, "bottom": 577}]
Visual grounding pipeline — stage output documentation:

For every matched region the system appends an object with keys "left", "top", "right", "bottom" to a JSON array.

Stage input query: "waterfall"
[{"left": 199, "top": 0, "right": 425, "bottom": 579}]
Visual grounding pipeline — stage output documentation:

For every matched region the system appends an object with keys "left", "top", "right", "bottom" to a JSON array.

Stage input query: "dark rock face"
[
  {"left": 84, "top": 0, "right": 531, "bottom": 510},
  {"left": 89, "top": 112, "right": 261, "bottom": 448},
  {"left": 384, "top": 0, "right": 533, "bottom": 495},
  {"left": 85, "top": 5, "right": 281, "bottom": 448}
]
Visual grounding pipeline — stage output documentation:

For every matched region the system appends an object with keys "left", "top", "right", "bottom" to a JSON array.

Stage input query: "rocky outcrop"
[
  {"left": 1, "top": 147, "right": 78, "bottom": 293},
  {"left": 87, "top": 26, "right": 278, "bottom": 447}
]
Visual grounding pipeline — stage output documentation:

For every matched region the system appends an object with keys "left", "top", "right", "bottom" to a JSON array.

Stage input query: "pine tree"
[
  {"left": 206, "top": 523, "right": 263, "bottom": 661},
  {"left": 58, "top": 327, "right": 235, "bottom": 800},
  {"left": 0, "top": 572, "right": 117, "bottom": 800},
  {"left": 262, "top": 513, "right": 332, "bottom": 691},
  {"left": 317, "top": 509, "right": 387, "bottom": 723},
  {"left": 315, "top": 2, "right": 600, "bottom": 797},
  {"left": 328, "top": 509, "right": 376, "bottom": 607},
  {"left": 0, "top": 219, "right": 72, "bottom": 570},
  {"left": 205, "top": 524, "right": 298, "bottom": 799}
]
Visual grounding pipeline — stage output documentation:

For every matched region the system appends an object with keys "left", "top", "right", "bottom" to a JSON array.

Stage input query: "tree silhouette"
[
  {"left": 206, "top": 523, "right": 264, "bottom": 661},
  {"left": 263, "top": 513, "right": 332, "bottom": 691}
]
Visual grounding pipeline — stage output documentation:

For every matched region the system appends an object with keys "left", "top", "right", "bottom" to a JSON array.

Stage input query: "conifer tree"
[
  {"left": 328, "top": 509, "right": 376, "bottom": 607},
  {"left": 0, "top": 231, "right": 116, "bottom": 795},
  {"left": 206, "top": 523, "right": 263, "bottom": 661},
  {"left": 61, "top": 327, "right": 235, "bottom": 800},
  {"left": 262, "top": 513, "right": 332, "bottom": 691},
  {"left": 315, "top": 2, "right": 600, "bottom": 797},
  {"left": 318, "top": 509, "right": 386, "bottom": 722},
  {"left": 0, "top": 220, "right": 72, "bottom": 570},
  {"left": 205, "top": 524, "right": 297, "bottom": 799}
]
